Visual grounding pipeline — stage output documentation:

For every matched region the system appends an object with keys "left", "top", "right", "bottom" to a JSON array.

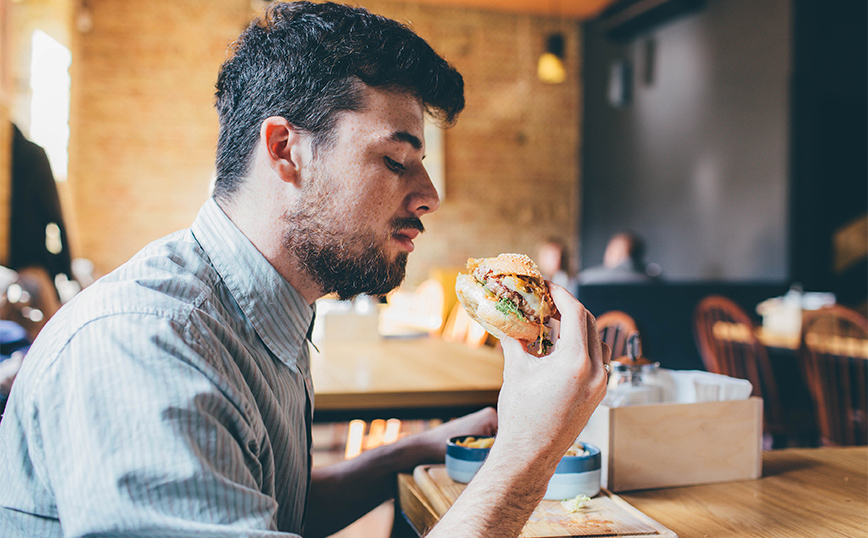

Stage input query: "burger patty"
[{"left": 476, "top": 273, "right": 546, "bottom": 322}]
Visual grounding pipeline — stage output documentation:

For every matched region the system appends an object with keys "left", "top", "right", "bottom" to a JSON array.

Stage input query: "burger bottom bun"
[{"left": 455, "top": 273, "right": 542, "bottom": 342}]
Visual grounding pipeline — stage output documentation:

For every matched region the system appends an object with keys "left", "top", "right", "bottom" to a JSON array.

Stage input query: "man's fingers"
[
  {"left": 499, "top": 337, "right": 529, "bottom": 380},
  {"left": 586, "top": 312, "right": 602, "bottom": 354},
  {"left": 545, "top": 281, "right": 564, "bottom": 321},
  {"left": 547, "top": 284, "right": 584, "bottom": 334},
  {"left": 584, "top": 312, "right": 612, "bottom": 379},
  {"left": 500, "top": 336, "right": 524, "bottom": 356},
  {"left": 587, "top": 312, "right": 608, "bottom": 361}
]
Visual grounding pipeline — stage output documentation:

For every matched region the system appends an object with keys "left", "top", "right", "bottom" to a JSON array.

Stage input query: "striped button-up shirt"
[{"left": 0, "top": 198, "right": 315, "bottom": 537}]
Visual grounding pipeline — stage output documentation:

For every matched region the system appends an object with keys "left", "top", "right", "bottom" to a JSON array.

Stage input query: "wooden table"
[
  {"left": 755, "top": 326, "right": 800, "bottom": 350},
  {"left": 397, "top": 447, "right": 868, "bottom": 537},
  {"left": 310, "top": 336, "right": 504, "bottom": 421}
]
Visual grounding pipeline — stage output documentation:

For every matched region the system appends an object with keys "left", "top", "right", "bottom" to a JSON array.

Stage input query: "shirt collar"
[{"left": 191, "top": 198, "right": 314, "bottom": 370}]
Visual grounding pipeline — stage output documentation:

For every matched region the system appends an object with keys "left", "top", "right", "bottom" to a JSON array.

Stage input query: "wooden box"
[{"left": 578, "top": 396, "right": 763, "bottom": 492}]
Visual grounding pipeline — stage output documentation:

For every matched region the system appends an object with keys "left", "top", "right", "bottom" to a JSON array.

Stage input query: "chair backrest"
[
  {"left": 427, "top": 267, "right": 463, "bottom": 334},
  {"left": 441, "top": 303, "right": 490, "bottom": 348},
  {"left": 414, "top": 279, "right": 447, "bottom": 336},
  {"left": 596, "top": 310, "right": 638, "bottom": 360},
  {"left": 693, "top": 295, "right": 782, "bottom": 425},
  {"left": 799, "top": 305, "right": 868, "bottom": 446}
]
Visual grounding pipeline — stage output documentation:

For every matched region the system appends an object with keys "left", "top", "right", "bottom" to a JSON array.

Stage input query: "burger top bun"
[{"left": 467, "top": 253, "right": 543, "bottom": 280}]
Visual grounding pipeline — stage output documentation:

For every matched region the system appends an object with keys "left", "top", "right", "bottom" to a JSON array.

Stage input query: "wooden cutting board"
[{"left": 413, "top": 465, "right": 676, "bottom": 537}]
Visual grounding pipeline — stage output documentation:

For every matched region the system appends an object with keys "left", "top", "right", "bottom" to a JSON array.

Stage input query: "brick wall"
[
  {"left": 67, "top": 0, "right": 248, "bottom": 274},
  {"left": 68, "top": 0, "right": 582, "bottom": 287}
]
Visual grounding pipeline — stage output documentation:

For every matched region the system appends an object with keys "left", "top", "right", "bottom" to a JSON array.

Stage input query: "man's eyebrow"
[{"left": 390, "top": 131, "right": 423, "bottom": 150}]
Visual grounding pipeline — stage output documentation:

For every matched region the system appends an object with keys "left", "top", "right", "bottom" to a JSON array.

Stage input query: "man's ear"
[{"left": 260, "top": 116, "right": 309, "bottom": 186}]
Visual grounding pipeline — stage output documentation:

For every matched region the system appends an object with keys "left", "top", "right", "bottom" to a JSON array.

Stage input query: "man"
[
  {"left": 0, "top": 3, "right": 608, "bottom": 537},
  {"left": 579, "top": 231, "right": 661, "bottom": 284}
]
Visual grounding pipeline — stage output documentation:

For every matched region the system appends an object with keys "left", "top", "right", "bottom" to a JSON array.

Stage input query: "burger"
[{"left": 455, "top": 253, "right": 557, "bottom": 344}]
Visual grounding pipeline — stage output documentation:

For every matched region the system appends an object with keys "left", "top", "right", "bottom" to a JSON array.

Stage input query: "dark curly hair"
[{"left": 213, "top": 1, "right": 465, "bottom": 201}]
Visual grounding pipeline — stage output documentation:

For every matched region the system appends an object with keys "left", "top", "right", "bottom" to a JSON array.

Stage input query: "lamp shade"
[{"left": 538, "top": 33, "right": 566, "bottom": 84}]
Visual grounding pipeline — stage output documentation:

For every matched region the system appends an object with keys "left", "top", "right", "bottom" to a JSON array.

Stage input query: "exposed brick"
[{"left": 65, "top": 0, "right": 581, "bottom": 286}]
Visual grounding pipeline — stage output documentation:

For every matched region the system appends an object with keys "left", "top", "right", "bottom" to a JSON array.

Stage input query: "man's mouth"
[{"left": 391, "top": 218, "right": 424, "bottom": 252}]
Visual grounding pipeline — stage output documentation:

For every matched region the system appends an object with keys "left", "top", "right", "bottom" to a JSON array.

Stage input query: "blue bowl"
[
  {"left": 544, "top": 442, "right": 601, "bottom": 500},
  {"left": 445, "top": 436, "right": 602, "bottom": 500},
  {"left": 445, "top": 435, "right": 491, "bottom": 483}
]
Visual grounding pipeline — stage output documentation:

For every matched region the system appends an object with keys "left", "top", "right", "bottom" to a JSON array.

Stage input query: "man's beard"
[{"left": 281, "top": 175, "right": 422, "bottom": 301}]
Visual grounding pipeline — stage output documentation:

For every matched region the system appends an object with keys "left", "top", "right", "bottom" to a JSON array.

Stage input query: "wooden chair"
[
  {"left": 441, "top": 303, "right": 490, "bottom": 348},
  {"left": 799, "top": 305, "right": 868, "bottom": 446},
  {"left": 693, "top": 295, "right": 790, "bottom": 444},
  {"left": 596, "top": 310, "right": 638, "bottom": 360}
]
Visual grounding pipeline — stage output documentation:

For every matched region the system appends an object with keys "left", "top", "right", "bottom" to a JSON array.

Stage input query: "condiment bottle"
[{"left": 606, "top": 332, "right": 662, "bottom": 406}]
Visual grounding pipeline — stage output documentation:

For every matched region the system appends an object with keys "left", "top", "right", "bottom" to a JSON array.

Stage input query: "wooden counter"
[{"left": 398, "top": 447, "right": 867, "bottom": 537}]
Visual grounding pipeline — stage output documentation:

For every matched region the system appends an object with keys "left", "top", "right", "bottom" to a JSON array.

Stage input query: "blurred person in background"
[
  {"left": 9, "top": 123, "right": 72, "bottom": 286},
  {"left": 579, "top": 231, "right": 661, "bottom": 285},
  {"left": 537, "top": 236, "right": 576, "bottom": 293}
]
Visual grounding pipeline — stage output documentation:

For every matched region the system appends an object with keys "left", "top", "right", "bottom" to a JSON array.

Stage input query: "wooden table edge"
[
  {"left": 397, "top": 468, "right": 678, "bottom": 538},
  {"left": 315, "top": 389, "right": 500, "bottom": 412}
]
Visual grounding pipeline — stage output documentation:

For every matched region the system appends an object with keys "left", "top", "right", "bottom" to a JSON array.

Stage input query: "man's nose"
[{"left": 407, "top": 167, "right": 441, "bottom": 216}]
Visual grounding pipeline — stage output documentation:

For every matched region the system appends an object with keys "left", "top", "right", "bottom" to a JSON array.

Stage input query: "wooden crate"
[{"left": 578, "top": 396, "right": 763, "bottom": 492}]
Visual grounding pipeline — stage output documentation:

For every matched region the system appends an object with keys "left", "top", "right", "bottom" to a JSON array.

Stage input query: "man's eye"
[{"left": 384, "top": 156, "right": 405, "bottom": 173}]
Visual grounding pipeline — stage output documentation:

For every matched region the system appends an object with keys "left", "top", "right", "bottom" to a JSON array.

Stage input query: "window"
[{"left": 29, "top": 29, "right": 71, "bottom": 181}]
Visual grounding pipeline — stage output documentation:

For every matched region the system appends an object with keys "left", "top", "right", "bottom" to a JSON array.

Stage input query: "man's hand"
[
  {"left": 409, "top": 406, "right": 497, "bottom": 463},
  {"left": 495, "top": 282, "right": 609, "bottom": 466},
  {"left": 305, "top": 408, "right": 496, "bottom": 537}
]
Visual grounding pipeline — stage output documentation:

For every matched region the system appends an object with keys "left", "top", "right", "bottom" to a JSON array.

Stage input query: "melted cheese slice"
[{"left": 501, "top": 275, "right": 542, "bottom": 318}]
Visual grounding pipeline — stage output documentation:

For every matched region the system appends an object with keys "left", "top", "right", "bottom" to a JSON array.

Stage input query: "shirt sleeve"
[{"left": 27, "top": 312, "right": 303, "bottom": 537}]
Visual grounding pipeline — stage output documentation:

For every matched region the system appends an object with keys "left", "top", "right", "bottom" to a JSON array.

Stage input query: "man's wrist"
[{"left": 427, "top": 447, "right": 553, "bottom": 537}]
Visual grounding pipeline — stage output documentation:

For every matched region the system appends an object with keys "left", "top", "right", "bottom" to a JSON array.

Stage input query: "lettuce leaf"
[
  {"left": 495, "top": 297, "right": 525, "bottom": 320},
  {"left": 561, "top": 494, "right": 591, "bottom": 512}
]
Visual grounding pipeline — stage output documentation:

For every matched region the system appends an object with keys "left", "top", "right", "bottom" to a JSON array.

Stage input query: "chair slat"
[
  {"left": 596, "top": 310, "right": 638, "bottom": 360},
  {"left": 799, "top": 305, "right": 868, "bottom": 446},
  {"left": 694, "top": 295, "right": 786, "bottom": 438}
]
